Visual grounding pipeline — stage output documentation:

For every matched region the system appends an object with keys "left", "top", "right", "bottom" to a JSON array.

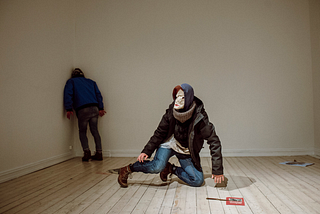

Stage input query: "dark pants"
[{"left": 77, "top": 106, "right": 102, "bottom": 151}]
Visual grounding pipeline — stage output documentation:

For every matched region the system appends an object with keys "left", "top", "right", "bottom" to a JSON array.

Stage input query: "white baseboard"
[
  {"left": 103, "top": 149, "right": 140, "bottom": 157},
  {"left": 104, "top": 147, "right": 315, "bottom": 158},
  {"left": 219, "top": 147, "right": 315, "bottom": 157},
  {"left": 314, "top": 147, "right": 320, "bottom": 156},
  {"left": 74, "top": 150, "right": 112, "bottom": 157},
  {"left": 0, "top": 152, "right": 73, "bottom": 183}
]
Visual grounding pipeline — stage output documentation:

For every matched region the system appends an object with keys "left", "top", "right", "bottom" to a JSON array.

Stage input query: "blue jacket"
[{"left": 64, "top": 77, "right": 104, "bottom": 112}]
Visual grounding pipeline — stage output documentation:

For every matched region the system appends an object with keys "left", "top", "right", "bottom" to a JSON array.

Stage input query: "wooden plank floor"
[{"left": 1, "top": 155, "right": 320, "bottom": 213}]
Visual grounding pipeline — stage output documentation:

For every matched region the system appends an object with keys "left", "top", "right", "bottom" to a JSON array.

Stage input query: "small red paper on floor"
[{"left": 226, "top": 197, "right": 245, "bottom": 206}]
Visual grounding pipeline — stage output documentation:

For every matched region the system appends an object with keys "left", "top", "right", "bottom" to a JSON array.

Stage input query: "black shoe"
[
  {"left": 92, "top": 151, "right": 103, "bottom": 161},
  {"left": 82, "top": 150, "right": 91, "bottom": 162}
]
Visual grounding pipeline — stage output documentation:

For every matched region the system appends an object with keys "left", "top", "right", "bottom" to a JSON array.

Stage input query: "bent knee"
[{"left": 189, "top": 178, "right": 204, "bottom": 187}]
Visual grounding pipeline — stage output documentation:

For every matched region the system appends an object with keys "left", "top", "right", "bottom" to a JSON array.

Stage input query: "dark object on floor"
[
  {"left": 215, "top": 176, "right": 228, "bottom": 188},
  {"left": 92, "top": 151, "right": 103, "bottom": 161},
  {"left": 118, "top": 165, "right": 132, "bottom": 188},
  {"left": 279, "top": 160, "right": 314, "bottom": 167},
  {"left": 82, "top": 150, "right": 91, "bottom": 162},
  {"left": 206, "top": 197, "right": 245, "bottom": 206},
  {"left": 160, "top": 162, "right": 174, "bottom": 182}
]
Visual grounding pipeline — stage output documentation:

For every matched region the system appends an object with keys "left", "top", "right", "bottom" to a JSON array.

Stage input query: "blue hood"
[{"left": 180, "top": 83, "right": 194, "bottom": 111}]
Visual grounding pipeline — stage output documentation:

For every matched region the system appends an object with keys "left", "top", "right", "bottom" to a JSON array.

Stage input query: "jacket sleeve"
[
  {"left": 63, "top": 79, "right": 74, "bottom": 111},
  {"left": 141, "top": 108, "right": 171, "bottom": 157},
  {"left": 200, "top": 115, "right": 224, "bottom": 175},
  {"left": 94, "top": 82, "right": 104, "bottom": 110}
]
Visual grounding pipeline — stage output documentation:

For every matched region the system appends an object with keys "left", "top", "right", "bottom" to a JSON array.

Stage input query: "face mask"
[{"left": 174, "top": 89, "right": 185, "bottom": 110}]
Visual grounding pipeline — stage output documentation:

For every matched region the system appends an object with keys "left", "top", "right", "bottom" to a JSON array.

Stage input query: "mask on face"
[
  {"left": 172, "top": 83, "right": 194, "bottom": 111},
  {"left": 174, "top": 89, "right": 185, "bottom": 110}
]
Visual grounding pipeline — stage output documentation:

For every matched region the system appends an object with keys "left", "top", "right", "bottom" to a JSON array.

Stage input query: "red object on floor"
[{"left": 226, "top": 197, "right": 245, "bottom": 206}]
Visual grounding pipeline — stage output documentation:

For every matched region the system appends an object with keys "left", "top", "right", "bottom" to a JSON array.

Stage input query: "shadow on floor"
[{"left": 107, "top": 167, "right": 256, "bottom": 190}]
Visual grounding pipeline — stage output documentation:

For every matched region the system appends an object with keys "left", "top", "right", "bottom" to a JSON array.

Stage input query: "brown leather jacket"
[{"left": 141, "top": 96, "right": 223, "bottom": 175}]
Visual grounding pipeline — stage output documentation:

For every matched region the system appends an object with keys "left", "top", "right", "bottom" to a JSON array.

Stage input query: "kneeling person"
[{"left": 118, "top": 83, "right": 224, "bottom": 187}]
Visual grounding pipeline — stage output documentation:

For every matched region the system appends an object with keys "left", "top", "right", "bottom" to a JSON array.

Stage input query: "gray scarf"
[{"left": 173, "top": 101, "right": 196, "bottom": 123}]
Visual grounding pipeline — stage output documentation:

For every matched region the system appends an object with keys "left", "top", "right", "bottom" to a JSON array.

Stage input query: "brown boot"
[
  {"left": 92, "top": 151, "right": 103, "bottom": 161},
  {"left": 82, "top": 150, "right": 91, "bottom": 162},
  {"left": 160, "top": 162, "right": 174, "bottom": 182},
  {"left": 118, "top": 165, "right": 132, "bottom": 188}
]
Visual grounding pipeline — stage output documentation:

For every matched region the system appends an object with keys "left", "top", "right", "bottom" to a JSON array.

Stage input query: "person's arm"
[
  {"left": 206, "top": 125, "right": 223, "bottom": 175},
  {"left": 141, "top": 107, "right": 172, "bottom": 157},
  {"left": 64, "top": 80, "right": 74, "bottom": 119},
  {"left": 200, "top": 112, "right": 224, "bottom": 181},
  {"left": 93, "top": 82, "right": 104, "bottom": 110},
  {"left": 93, "top": 82, "right": 106, "bottom": 117}
]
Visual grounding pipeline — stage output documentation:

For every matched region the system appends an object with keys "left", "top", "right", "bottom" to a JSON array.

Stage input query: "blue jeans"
[
  {"left": 77, "top": 106, "right": 102, "bottom": 151},
  {"left": 131, "top": 147, "right": 204, "bottom": 187}
]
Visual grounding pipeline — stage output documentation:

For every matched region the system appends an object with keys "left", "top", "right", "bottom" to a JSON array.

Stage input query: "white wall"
[
  {"left": 310, "top": 0, "right": 320, "bottom": 155},
  {"left": 0, "top": 0, "right": 317, "bottom": 183},
  {"left": 0, "top": 0, "right": 75, "bottom": 182},
  {"left": 75, "top": 0, "right": 314, "bottom": 157}
]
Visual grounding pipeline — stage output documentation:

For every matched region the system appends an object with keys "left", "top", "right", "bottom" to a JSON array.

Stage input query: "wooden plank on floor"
[
  {"left": 214, "top": 158, "right": 249, "bottom": 214},
  {"left": 254, "top": 156, "right": 320, "bottom": 213},
  {"left": 41, "top": 158, "right": 119, "bottom": 214},
  {"left": 0, "top": 158, "right": 82, "bottom": 206},
  {"left": 14, "top": 164, "right": 109, "bottom": 214},
  {"left": 257, "top": 156, "right": 320, "bottom": 211},
  {"left": 0, "top": 158, "right": 79, "bottom": 195},
  {"left": 76, "top": 157, "right": 137, "bottom": 214},
  {"left": 171, "top": 182, "right": 188, "bottom": 214},
  {"left": 96, "top": 172, "right": 149, "bottom": 214},
  {"left": 55, "top": 174, "right": 118, "bottom": 214},
  {"left": 1, "top": 160, "right": 96, "bottom": 213},
  {"left": 2, "top": 156, "right": 320, "bottom": 214},
  {"left": 245, "top": 156, "right": 316, "bottom": 213},
  {"left": 158, "top": 181, "right": 178, "bottom": 214},
  {"left": 225, "top": 157, "right": 280, "bottom": 213},
  {"left": 203, "top": 158, "right": 225, "bottom": 214},
  {"left": 144, "top": 182, "right": 170, "bottom": 214},
  {"left": 233, "top": 157, "right": 295, "bottom": 214},
  {"left": 119, "top": 174, "right": 163, "bottom": 214},
  {"left": 129, "top": 174, "right": 159, "bottom": 214}
]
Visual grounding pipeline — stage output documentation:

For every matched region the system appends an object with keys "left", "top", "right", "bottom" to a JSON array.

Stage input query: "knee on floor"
[{"left": 189, "top": 178, "right": 204, "bottom": 187}]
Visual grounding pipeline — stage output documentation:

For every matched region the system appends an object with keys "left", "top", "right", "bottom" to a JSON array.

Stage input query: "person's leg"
[
  {"left": 88, "top": 107, "right": 102, "bottom": 152},
  {"left": 118, "top": 147, "right": 173, "bottom": 188},
  {"left": 175, "top": 156, "right": 204, "bottom": 187},
  {"left": 78, "top": 109, "right": 90, "bottom": 150},
  {"left": 131, "top": 147, "right": 173, "bottom": 173},
  {"left": 77, "top": 108, "right": 91, "bottom": 161}
]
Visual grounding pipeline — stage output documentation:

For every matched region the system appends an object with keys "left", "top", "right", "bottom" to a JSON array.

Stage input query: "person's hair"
[
  {"left": 71, "top": 68, "right": 85, "bottom": 78},
  {"left": 172, "top": 85, "right": 183, "bottom": 100}
]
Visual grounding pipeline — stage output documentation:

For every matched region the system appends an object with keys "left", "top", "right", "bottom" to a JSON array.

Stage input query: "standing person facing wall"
[
  {"left": 64, "top": 68, "right": 106, "bottom": 161},
  {"left": 118, "top": 83, "right": 224, "bottom": 187}
]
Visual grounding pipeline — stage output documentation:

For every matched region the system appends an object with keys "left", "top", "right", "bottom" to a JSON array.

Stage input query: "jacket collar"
[{"left": 192, "top": 96, "right": 204, "bottom": 125}]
